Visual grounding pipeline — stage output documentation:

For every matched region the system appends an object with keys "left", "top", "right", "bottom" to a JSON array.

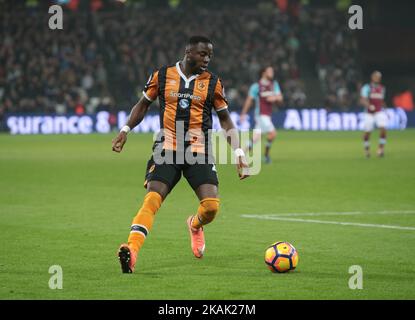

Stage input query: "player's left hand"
[{"left": 235, "top": 149, "right": 249, "bottom": 180}]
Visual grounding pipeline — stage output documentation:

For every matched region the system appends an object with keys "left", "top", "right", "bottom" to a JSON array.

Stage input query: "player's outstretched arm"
[
  {"left": 217, "top": 109, "right": 249, "bottom": 180},
  {"left": 112, "top": 96, "right": 152, "bottom": 153},
  {"left": 240, "top": 95, "right": 253, "bottom": 123}
]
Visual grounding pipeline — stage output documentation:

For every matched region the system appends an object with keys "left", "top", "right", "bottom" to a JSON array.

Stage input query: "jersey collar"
[{"left": 176, "top": 61, "right": 199, "bottom": 88}]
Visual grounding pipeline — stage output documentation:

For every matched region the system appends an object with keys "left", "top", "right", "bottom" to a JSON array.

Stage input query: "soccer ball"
[{"left": 265, "top": 241, "right": 299, "bottom": 273}]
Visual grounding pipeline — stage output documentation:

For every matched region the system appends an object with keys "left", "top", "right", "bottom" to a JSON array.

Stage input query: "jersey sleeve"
[
  {"left": 213, "top": 78, "right": 228, "bottom": 112},
  {"left": 248, "top": 83, "right": 259, "bottom": 99},
  {"left": 142, "top": 70, "right": 159, "bottom": 102},
  {"left": 274, "top": 81, "right": 282, "bottom": 95},
  {"left": 360, "top": 84, "right": 370, "bottom": 98}
]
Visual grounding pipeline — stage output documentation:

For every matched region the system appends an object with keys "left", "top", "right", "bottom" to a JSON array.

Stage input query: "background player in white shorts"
[
  {"left": 240, "top": 66, "right": 283, "bottom": 163},
  {"left": 360, "top": 70, "right": 388, "bottom": 158}
]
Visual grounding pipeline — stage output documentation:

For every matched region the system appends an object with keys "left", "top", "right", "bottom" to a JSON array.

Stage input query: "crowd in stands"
[
  {"left": 0, "top": 1, "right": 307, "bottom": 117},
  {"left": 0, "top": 1, "right": 367, "bottom": 118},
  {"left": 100, "top": 5, "right": 306, "bottom": 109},
  {"left": 302, "top": 8, "right": 363, "bottom": 110},
  {"left": 0, "top": 9, "right": 116, "bottom": 117}
]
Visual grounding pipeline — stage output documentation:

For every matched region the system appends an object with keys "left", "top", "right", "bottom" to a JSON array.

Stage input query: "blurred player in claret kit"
[
  {"left": 111, "top": 36, "right": 249, "bottom": 273},
  {"left": 360, "top": 71, "right": 388, "bottom": 158},
  {"left": 240, "top": 66, "right": 283, "bottom": 163}
]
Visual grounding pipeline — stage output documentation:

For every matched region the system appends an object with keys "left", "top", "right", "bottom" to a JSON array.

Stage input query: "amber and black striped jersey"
[{"left": 142, "top": 62, "right": 228, "bottom": 154}]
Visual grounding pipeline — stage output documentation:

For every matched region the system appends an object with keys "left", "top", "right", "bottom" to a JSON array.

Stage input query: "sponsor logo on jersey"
[
  {"left": 370, "top": 93, "right": 384, "bottom": 99},
  {"left": 169, "top": 91, "right": 202, "bottom": 101},
  {"left": 179, "top": 99, "right": 190, "bottom": 109}
]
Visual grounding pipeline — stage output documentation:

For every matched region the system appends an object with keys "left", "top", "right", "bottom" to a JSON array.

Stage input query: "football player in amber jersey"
[{"left": 112, "top": 36, "right": 249, "bottom": 273}]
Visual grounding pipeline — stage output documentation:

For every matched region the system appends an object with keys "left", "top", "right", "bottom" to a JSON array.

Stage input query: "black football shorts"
[{"left": 143, "top": 152, "right": 218, "bottom": 191}]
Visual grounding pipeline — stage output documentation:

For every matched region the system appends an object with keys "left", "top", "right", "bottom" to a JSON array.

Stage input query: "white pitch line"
[
  {"left": 263, "top": 212, "right": 362, "bottom": 217},
  {"left": 247, "top": 210, "right": 415, "bottom": 217},
  {"left": 375, "top": 210, "right": 415, "bottom": 214},
  {"left": 241, "top": 214, "right": 415, "bottom": 231}
]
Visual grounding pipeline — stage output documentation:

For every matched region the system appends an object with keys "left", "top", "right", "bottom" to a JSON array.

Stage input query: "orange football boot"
[
  {"left": 117, "top": 244, "right": 137, "bottom": 273},
  {"left": 186, "top": 216, "right": 205, "bottom": 258}
]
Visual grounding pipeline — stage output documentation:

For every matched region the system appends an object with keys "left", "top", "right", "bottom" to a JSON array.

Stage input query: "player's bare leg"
[
  {"left": 245, "top": 130, "right": 262, "bottom": 153},
  {"left": 363, "top": 132, "right": 371, "bottom": 158},
  {"left": 377, "top": 127, "right": 386, "bottom": 157},
  {"left": 264, "top": 130, "right": 277, "bottom": 163},
  {"left": 118, "top": 181, "right": 169, "bottom": 273},
  {"left": 186, "top": 184, "right": 219, "bottom": 258}
]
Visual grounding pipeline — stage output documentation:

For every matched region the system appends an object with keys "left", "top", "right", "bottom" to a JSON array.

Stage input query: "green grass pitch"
[{"left": 1, "top": 130, "right": 414, "bottom": 299}]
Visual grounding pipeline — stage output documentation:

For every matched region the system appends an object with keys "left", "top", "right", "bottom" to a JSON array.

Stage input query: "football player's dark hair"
[
  {"left": 258, "top": 66, "right": 268, "bottom": 79},
  {"left": 187, "top": 36, "right": 212, "bottom": 46}
]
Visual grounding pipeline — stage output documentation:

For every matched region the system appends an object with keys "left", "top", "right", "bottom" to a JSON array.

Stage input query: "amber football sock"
[
  {"left": 127, "top": 191, "right": 162, "bottom": 253},
  {"left": 191, "top": 198, "right": 220, "bottom": 229}
]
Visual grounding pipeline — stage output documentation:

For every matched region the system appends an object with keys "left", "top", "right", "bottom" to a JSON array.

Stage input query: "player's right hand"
[
  {"left": 112, "top": 132, "right": 127, "bottom": 153},
  {"left": 239, "top": 114, "right": 247, "bottom": 124}
]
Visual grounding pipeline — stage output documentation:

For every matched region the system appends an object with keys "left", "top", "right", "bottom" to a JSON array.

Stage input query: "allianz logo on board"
[{"left": 283, "top": 108, "right": 407, "bottom": 131}]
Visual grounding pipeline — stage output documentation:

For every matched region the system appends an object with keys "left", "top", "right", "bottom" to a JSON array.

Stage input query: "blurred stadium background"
[{"left": 1, "top": 0, "right": 414, "bottom": 133}]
